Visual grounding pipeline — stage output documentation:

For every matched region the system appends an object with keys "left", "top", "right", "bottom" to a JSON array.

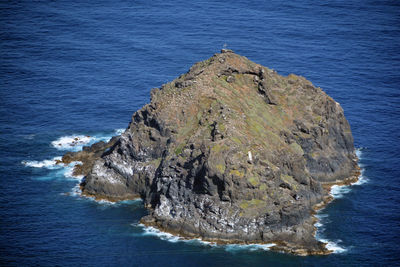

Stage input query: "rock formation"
[{"left": 64, "top": 50, "right": 359, "bottom": 255}]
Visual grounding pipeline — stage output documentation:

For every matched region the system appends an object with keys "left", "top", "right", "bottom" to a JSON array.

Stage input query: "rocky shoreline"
[
  {"left": 137, "top": 167, "right": 360, "bottom": 256},
  {"left": 63, "top": 50, "right": 359, "bottom": 255},
  {"left": 71, "top": 169, "right": 360, "bottom": 255}
]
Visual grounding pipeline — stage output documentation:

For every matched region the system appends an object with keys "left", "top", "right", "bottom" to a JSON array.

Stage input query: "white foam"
[
  {"left": 314, "top": 208, "right": 347, "bottom": 254},
  {"left": 99, "top": 198, "right": 142, "bottom": 206},
  {"left": 328, "top": 148, "right": 368, "bottom": 197},
  {"left": 63, "top": 162, "right": 84, "bottom": 179},
  {"left": 22, "top": 156, "right": 63, "bottom": 169},
  {"left": 136, "top": 224, "right": 275, "bottom": 251},
  {"left": 22, "top": 156, "right": 86, "bottom": 183},
  {"left": 330, "top": 184, "right": 352, "bottom": 198},
  {"left": 51, "top": 135, "right": 95, "bottom": 151},
  {"left": 67, "top": 182, "right": 142, "bottom": 207},
  {"left": 67, "top": 184, "right": 109, "bottom": 204},
  {"left": 51, "top": 129, "right": 124, "bottom": 151},
  {"left": 314, "top": 222, "right": 323, "bottom": 228},
  {"left": 28, "top": 130, "right": 141, "bottom": 204},
  {"left": 319, "top": 238, "right": 347, "bottom": 253},
  {"left": 354, "top": 148, "right": 368, "bottom": 185},
  {"left": 315, "top": 219, "right": 347, "bottom": 254},
  {"left": 315, "top": 213, "right": 328, "bottom": 219},
  {"left": 224, "top": 243, "right": 275, "bottom": 252},
  {"left": 137, "top": 224, "right": 215, "bottom": 246},
  {"left": 65, "top": 182, "right": 107, "bottom": 203},
  {"left": 312, "top": 147, "right": 366, "bottom": 254},
  {"left": 114, "top": 128, "right": 125, "bottom": 135},
  {"left": 98, "top": 199, "right": 119, "bottom": 206},
  {"left": 139, "top": 224, "right": 182, "bottom": 243},
  {"left": 352, "top": 174, "right": 367, "bottom": 185},
  {"left": 355, "top": 148, "right": 362, "bottom": 158},
  {"left": 22, "top": 156, "right": 85, "bottom": 178},
  {"left": 353, "top": 164, "right": 369, "bottom": 185},
  {"left": 69, "top": 183, "right": 82, "bottom": 197}
]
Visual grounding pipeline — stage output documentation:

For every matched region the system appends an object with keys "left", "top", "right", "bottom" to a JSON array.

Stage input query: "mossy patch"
[
  {"left": 149, "top": 157, "right": 162, "bottom": 168},
  {"left": 231, "top": 136, "right": 242, "bottom": 145},
  {"left": 313, "top": 115, "right": 322, "bottom": 122},
  {"left": 248, "top": 176, "right": 260, "bottom": 186},
  {"left": 230, "top": 169, "right": 244, "bottom": 178},
  {"left": 216, "top": 164, "right": 226, "bottom": 174},
  {"left": 193, "top": 57, "right": 214, "bottom": 69},
  {"left": 240, "top": 199, "right": 265, "bottom": 209},
  {"left": 290, "top": 142, "right": 304, "bottom": 155},
  {"left": 259, "top": 183, "right": 267, "bottom": 191},
  {"left": 280, "top": 174, "right": 298, "bottom": 190},
  {"left": 218, "top": 123, "right": 226, "bottom": 132},
  {"left": 211, "top": 143, "right": 227, "bottom": 153},
  {"left": 174, "top": 143, "right": 185, "bottom": 155}
]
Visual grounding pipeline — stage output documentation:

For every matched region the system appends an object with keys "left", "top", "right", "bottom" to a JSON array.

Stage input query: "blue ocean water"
[{"left": 1, "top": 0, "right": 399, "bottom": 266}]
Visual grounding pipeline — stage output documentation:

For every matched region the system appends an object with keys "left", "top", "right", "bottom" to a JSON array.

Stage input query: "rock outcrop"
[{"left": 66, "top": 50, "right": 359, "bottom": 255}]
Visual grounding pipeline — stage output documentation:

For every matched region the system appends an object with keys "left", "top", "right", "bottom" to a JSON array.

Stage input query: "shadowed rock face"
[{"left": 70, "top": 50, "right": 358, "bottom": 254}]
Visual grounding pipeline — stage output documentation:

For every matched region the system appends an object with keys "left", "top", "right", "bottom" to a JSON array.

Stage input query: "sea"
[{"left": 1, "top": 0, "right": 399, "bottom": 266}]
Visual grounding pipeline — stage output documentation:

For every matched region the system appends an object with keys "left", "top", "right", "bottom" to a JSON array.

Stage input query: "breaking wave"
[
  {"left": 22, "top": 157, "right": 83, "bottom": 181},
  {"left": 51, "top": 135, "right": 106, "bottom": 151},
  {"left": 136, "top": 223, "right": 275, "bottom": 252},
  {"left": 63, "top": 162, "right": 84, "bottom": 180},
  {"left": 67, "top": 183, "right": 141, "bottom": 207},
  {"left": 319, "top": 238, "right": 347, "bottom": 254},
  {"left": 314, "top": 147, "right": 368, "bottom": 253},
  {"left": 114, "top": 128, "right": 125, "bottom": 135},
  {"left": 330, "top": 185, "right": 352, "bottom": 199},
  {"left": 22, "top": 156, "right": 63, "bottom": 169},
  {"left": 224, "top": 243, "right": 275, "bottom": 252},
  {"left": 50, "top": 128, "right": 125, "bottom": 151},
  {"left": 23, "top": 128, "right": 127, "bottom": 202},
  {"left": 329, "top": 148, "right": 368, "bottom": 198},
  {"left": 314, "top": 215, "right": 347, "bottom": 253}
]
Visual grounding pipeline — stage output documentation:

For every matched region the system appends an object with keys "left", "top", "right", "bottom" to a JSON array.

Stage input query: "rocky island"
[{"left": 62, "top": 50, "right": 359, "bottom": 255}]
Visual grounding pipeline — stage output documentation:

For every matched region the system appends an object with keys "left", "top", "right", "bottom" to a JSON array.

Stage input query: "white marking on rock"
[{"left": 248, "top": 151, "right": 253, "bottom": 162}]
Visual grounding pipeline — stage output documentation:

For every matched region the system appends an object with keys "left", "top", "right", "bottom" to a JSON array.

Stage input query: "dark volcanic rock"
[{"left": 70, "top": 51, "right": 359, "bottom": 255}]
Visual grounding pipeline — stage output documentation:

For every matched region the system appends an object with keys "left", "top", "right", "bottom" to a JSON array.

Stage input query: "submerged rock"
[{"left": 67, "top": 51, "right": 359, "bottom": 255}]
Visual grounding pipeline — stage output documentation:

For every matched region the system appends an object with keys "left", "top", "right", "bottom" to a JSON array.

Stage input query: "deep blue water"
[{"left": 1, "top": 0, "right": 400, "bottom": 266}]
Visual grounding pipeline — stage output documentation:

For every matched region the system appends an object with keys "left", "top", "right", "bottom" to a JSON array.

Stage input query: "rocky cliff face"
[{"left": 66, "top": 50, "right": 359, "bottom": 255}]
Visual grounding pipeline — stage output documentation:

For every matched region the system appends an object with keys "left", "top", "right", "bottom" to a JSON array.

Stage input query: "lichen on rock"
[{"left": 66, "top": 50, "right": 359, "bottom": 255}]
